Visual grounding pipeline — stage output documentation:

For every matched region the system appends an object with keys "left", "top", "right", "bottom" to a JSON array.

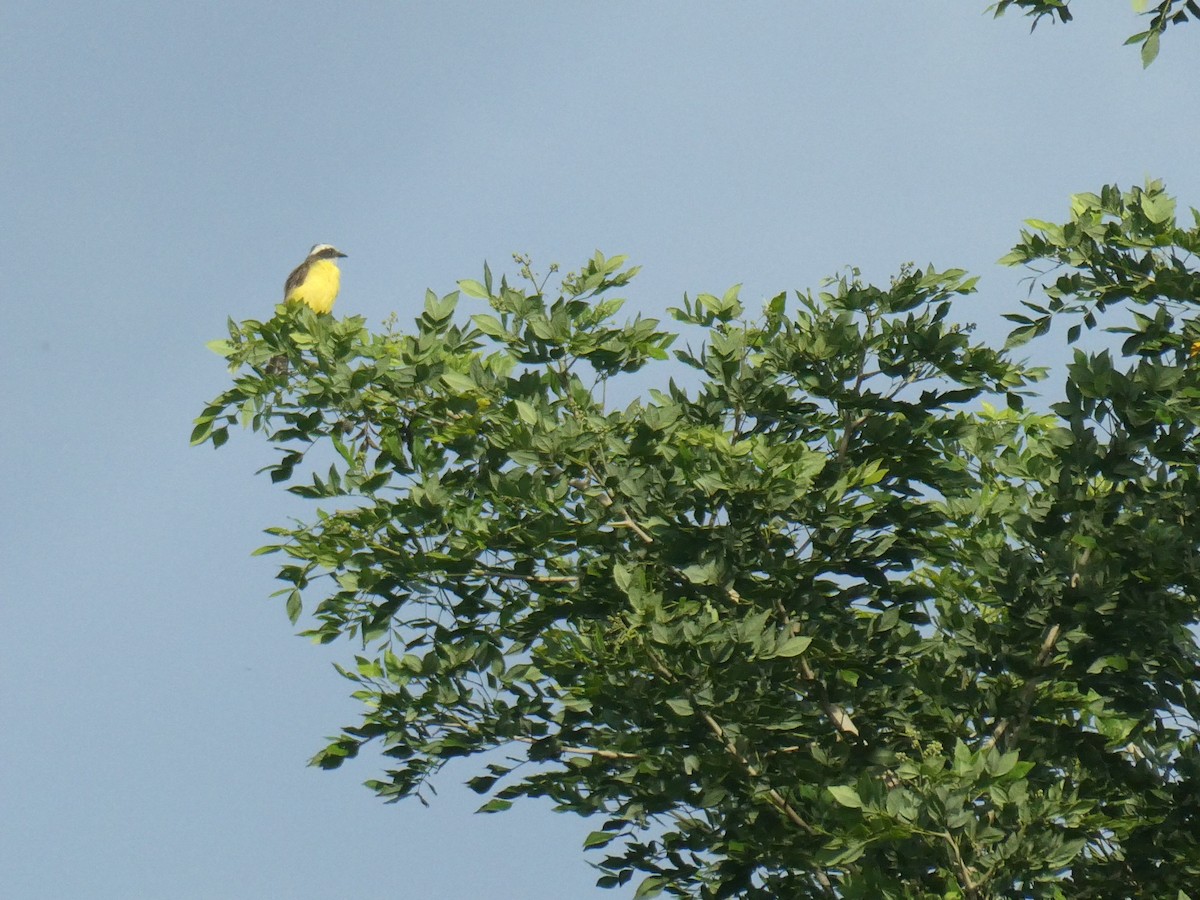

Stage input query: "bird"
[{"left": 283, "top": 243, "right": 347, "bottom": 313}]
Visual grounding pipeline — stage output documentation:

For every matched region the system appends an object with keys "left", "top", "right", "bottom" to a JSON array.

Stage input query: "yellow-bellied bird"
[{"left": 284, "top": 244, "right": 347, "bottom": 313}]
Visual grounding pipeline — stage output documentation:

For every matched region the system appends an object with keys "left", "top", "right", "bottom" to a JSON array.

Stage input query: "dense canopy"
[{"left": 197, "top": 182, "right": 1200, "bottom": 897}]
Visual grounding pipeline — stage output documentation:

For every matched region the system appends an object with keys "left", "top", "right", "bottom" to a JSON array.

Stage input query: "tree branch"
[
  {"left": 510, "top": 735, "right": 639, "bottom": 760},
  {"left": 984, "top": 622, "right": 1062, "bottom": 752},
  {"left": 642, "top": 648, "right": 819, "bottom": 836}
]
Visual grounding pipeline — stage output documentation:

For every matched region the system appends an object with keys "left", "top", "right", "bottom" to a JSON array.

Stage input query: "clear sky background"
[{"left": 2, "top": 3, "right": 1197, "bottom": 898}]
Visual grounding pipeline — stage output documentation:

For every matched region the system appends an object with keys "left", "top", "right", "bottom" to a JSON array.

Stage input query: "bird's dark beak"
[{"left": 336, "top": 251, "right": 347, "bottom": 258}]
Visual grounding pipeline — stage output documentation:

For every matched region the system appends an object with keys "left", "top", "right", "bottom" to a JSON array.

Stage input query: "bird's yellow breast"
[{"left": 286, "top": 259, "right": 341, "bottom": 314}]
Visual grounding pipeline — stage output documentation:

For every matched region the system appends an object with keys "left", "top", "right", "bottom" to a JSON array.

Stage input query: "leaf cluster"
[{"left": 988, "top": 0, "right": 1197, "bottom": 65}]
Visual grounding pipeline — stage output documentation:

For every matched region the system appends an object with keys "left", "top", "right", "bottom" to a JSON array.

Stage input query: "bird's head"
[{"left": 307, "top": 243, "right": 348, "bottom": 260}]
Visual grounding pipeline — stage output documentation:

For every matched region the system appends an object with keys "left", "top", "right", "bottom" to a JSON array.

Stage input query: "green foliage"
[
  {"left": 988, "top": 0, "right": 1197, "bottom": 65},
  {"left": 196, "top": 192, "right": 1200, "bottom": 895}
]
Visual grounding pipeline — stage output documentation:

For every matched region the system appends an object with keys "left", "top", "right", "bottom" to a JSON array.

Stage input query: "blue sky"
[{"left": 2, "top": 3, "right": 1197, "bottom": 898}]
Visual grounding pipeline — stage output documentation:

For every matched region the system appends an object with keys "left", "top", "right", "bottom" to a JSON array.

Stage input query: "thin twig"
[
  {"left": 984, "top": 622, "right": 1062, "bottom": 751},
  {"left": 943, "top": 829, "right": 981, "bottom": 900},
  {"left": 773, "top": 598, "right": 861, "bottom": 739},
  {"left": 613, "top": 514, "right": 654, "bottom": 545},
  {"left": 510, "top": 735, "right": 639, "bottom": 760},
  {"left": 473, "top": 569, "right": 579, "bottom": 584}
]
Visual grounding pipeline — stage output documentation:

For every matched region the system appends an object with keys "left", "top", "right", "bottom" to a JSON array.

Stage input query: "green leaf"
[
  {"left": 1140, "top": 189, "right": 1175, "bottom": 224},
  {"left": 285, "top": 589, "right": 302, "bottom": 624},
  {"left": 876, "top": 606, "right": 901, "bottom": 633},
  {"left": 764, "top": 635, "right": 813, "bottom": 659},
  {"left": 472, "top": 313, "right": 507, "bottom": 337},
  {"left": 466, "top": 774, "right": 500, "bottom": 794},
  {"left": 827, "top": 785, "right": 863, "bottom": 809},
  {"left": 634, "top": 876, "right": 666, "bottom": 898},
  {"left": 477, "top": 798, "right": 513, "bottom": 813},
  {"left": 189, "top": 421, "right": 213, "bottom": 445},
  {"left": 424, "top": 290, "right": 458, "bottom": 321},
  {"left": 819, "top": 838, "right": 867, "bottom": 866},
  {"left": 583, "top": 830, "right": 616, "bottom": 849},
  {"left": 459, "top": 279, "right": 489, "bottom": 299},
  {"left": 679, "top": 562, "right": 718, "bottom": 585},
  {"left": 515, "top": 399, "right": 538, "bottom": 425},
  {"left": 988, "top": 750, "right": 1021, "bottom": 778},
  {"left": 766, "top": 291, "right": 786, "bottom": 319},
  {"left": 1085, "top": 654, "right": 1129, "bottom": 674},
  {"left": 665, "top": 697, "right": 694, "bottom": 716},
  {"left": 355, "top": 655, "right": 382, "bottom": 678},
  {"left": 441, "top": 371, "right": 477, "bottom": 393},
  {"left": 1141, "top": 29, "right": 1160, "bottom": 67},
  {"left": 613, "top": 561, "right": 633, "bottom": 593},
  {"left": 1005, "top": 324, "right": 1039, "bottom": 349}
]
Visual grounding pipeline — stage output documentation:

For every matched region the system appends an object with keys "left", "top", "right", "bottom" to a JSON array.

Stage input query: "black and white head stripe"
[{"left": 307, "top": 243, "right": 347, "bottom": 260}]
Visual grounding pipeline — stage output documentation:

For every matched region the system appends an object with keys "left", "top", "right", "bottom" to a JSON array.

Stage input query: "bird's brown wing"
[{"left": 283, "top": 259, "right": 312, "bottom": 300}]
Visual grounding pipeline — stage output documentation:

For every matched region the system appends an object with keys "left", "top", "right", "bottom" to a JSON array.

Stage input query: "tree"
[
  {"left": 989, "top": 0, "right": 1197, "bottom": 65},
  {"left": 195, "top": 179, "right": 1200, "bottom": 897}
]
